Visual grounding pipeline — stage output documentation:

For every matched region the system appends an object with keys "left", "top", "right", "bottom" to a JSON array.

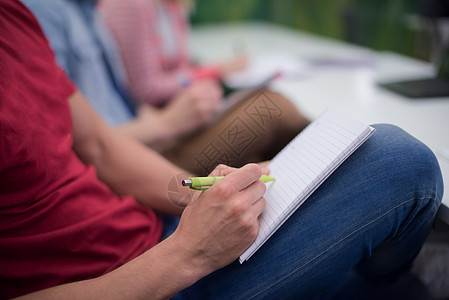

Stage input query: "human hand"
[
  {"left": 162, "top": 79, "right": 222, "bottom": 137},
  {"left": 209, "top": 163, "right": 270, "bottom": 177},
  {"left": 170, "top": 164, "right": 267, "bottom": 275}
]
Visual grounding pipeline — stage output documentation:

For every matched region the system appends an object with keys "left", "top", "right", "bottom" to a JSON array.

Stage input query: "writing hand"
[{"left": 170, "top": 164, "right": 266, "bottom": 274}]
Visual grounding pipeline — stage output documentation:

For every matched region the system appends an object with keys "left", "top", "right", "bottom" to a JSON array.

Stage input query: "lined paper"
[{"left": 239, "top": 110, "right": 375, "bottom": 263}]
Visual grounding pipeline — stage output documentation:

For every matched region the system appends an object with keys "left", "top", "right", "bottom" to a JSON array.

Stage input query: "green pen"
[{"left": 181, "top": 175, "right": 275, "bottom": 190}]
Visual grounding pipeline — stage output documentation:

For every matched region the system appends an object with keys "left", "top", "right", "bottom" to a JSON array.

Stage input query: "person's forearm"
[
  {"left": 100, "top": 235, "right": 210, "bottom": 299},
  {"left": 17, "top": 236, "right": 209, "bottom": 300},
  {"left": 88, "top": 128, "right": 184, "bottom": 214},
  {"left": 70, "top": 91, "right": 185, "bottom": 215},
  {"left": 114, "top": 112, "right": 176, "bottom": 146},
  {"left": 120, "top": 81, "right": 224, "bottom": 147}
]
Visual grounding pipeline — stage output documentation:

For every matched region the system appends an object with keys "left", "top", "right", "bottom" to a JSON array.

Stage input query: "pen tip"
[{"left": 182, "top": 179, "right": 192, "bottom": 186}]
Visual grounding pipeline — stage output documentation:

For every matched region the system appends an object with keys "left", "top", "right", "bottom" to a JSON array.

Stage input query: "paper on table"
[
  {"left": 239, "top": 109, "right": 375, "bottom": 263},
  {"left": 223, "top": 54, "right": 308, "bottom": 88}
]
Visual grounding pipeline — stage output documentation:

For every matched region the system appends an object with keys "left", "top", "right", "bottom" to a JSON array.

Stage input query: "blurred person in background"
[
  {"left": 23, "top": 0, "right": 310, "bottom": 176},
  {"left": 21, "top": 0, "right": 222, "bottom": 147},
  {"left": 99, "top": 0, "right": 247, "bottom": 105}
]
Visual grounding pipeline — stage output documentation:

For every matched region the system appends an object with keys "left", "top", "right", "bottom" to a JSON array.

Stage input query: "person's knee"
[
  {"left": 371, "top": 124, "right": 440, "bottom": 174},
  {"left": 371, "top": 123, "right": 443, "bottom": 205}
]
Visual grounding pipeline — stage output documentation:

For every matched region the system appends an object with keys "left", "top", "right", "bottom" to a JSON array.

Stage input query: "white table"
[{"left": 190, "top": 22, "right": 449, "bottom": 222}]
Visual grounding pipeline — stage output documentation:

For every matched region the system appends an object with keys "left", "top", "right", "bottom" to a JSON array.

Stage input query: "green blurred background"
[{"left": 191, "top": 0, "right": 431, "bottom": 61}]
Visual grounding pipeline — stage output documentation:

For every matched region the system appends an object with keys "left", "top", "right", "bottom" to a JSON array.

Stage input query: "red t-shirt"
[{"left": 0, "top": 1, "right": 162, "bottom": 298}]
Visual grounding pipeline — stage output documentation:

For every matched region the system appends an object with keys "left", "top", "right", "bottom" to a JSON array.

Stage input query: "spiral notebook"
[{"left": 239, "top": 109, "right": 375, "bottom": 263}]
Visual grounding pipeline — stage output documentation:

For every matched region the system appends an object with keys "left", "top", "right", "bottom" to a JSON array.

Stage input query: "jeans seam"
[{"left": 242, "top": 193, "right": 440, "bottom": 300}]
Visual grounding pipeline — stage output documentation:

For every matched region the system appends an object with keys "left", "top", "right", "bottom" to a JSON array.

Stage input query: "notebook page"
[{"left": 239, "top": 110, "right": 375, "bottom": 263}]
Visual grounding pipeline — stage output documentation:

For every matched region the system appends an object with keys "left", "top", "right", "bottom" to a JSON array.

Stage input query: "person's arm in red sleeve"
[{"left": 18, "top": 90, "right": 267, "bottom": 300}]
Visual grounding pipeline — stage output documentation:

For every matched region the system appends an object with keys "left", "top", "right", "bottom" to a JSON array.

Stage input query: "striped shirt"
[{"left": 99, "top": 0, "right": 221, "bottom": 106}]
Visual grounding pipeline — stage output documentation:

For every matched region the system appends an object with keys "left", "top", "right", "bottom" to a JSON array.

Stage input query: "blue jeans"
[{"left": 166, "top": 124, "right": 443, "bottom": 299}]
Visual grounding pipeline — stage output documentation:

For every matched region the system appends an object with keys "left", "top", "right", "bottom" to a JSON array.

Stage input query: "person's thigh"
[
  {"left": 175, "top": 124, "right": 443, "bottom": 299},
  {"left": 163, "top": 89, "right": 310, "bottom": 176}
]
